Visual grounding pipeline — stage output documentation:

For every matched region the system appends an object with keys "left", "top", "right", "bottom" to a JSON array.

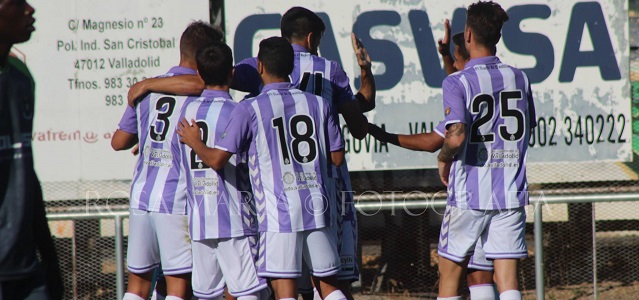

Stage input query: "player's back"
[
  {"left": 240, "top": 83, "right": 340, "bottom": 233},
  {"left": 179, "top": 90, "right": 256, "bottom": 240},
  {"left": 447, "top": 56, "right": 536, "bottom": 210},
  {"left": 290, "top": 45, "right": 354, "bottom": 109},
  {"left": 131, "top": 93, "right": 193, "bottom": 214}
]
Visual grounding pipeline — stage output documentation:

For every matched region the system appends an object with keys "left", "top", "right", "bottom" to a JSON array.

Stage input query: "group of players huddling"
[{"left": 112, "top": 2, "right": 535, "bottom": 300}]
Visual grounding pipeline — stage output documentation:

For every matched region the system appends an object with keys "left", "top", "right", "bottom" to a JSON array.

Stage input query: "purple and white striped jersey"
[
  {"left": 215, "top": 82, "right": 344, "bottom": 233},
  {"left": 178, "top": 90, "right": 257, "bottom": 240},
  {"left": 117, "top": 66, "right": 196, "bottom": 215},
  {"left": 435, "top": 56, "right": 536, "bottom": 210}
]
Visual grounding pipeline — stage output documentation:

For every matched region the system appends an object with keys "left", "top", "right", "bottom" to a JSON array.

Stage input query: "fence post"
[
  {"left": 115, "top": 215, "right": 125, "bottom": 298},
  {"left": 534, "top": 201, "right": 545, "bottom": 300}
]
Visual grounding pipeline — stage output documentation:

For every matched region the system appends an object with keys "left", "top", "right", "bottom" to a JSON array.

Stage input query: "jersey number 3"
[
  {"left": 150, "top": 97, "right": 176, "bottom": 142},
  {"left": 272, "top": 115, "right": 318, "bottom": 165}
]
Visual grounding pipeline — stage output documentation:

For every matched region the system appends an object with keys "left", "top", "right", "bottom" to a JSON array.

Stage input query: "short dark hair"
[
  {"left": 180, "top": 21, "right": 224, "bottom": 60},
  {"left": 258, "top": 37, "right": 294, "bottom": 78},
  {"left": 452, "top": 32, "right": 470, "bottom": 61},
  {"left": 280, "top": 7, "right": 325, "bottom": 42},
  {"left": 466, "top": 1, "right": 509, "bottom": 48},
  {"left": 196, "top": 41, "right": 233, "bottom": 86}
]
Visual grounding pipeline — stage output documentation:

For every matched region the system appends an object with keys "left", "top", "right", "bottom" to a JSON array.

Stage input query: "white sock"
[
  {"left": 313, "top": 288, "right": 322, "bottom": 300},
  {"left": 165, "top": 296, "right": 185, "bottom": 300},
  {"left": 436, "top": 297, "right": 462, "bottom": 300},
  {"left": 324, "top": 290, "right": 346, "bottom": 300},
  {"left": 123, "top": 293, "right": 145, "bottom": 300},
  {"left": 499, "top": 290, "right": 521, "bottom": 300},
  {"left": 281, "top": 298, "right": 297, "bottom": 300},
  {"left": 469, "top": 284, "right": 496, "bottom": 300}
]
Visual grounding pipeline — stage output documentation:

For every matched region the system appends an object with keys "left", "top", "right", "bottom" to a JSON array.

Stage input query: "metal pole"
[
  {"left": 534, "top": 201, "right": 545, "bottom": 300},
  {"left": 115, "top": 215, "right": 125, "bottom": 299},
  {"left": 592, "top": 203, "right": 597, "bottom": 299}
]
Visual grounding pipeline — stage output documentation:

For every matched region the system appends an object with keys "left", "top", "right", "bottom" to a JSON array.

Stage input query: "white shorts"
[
  {"left": 257, "top": 227, "right": 340, "bottom": 278},
  {"left": 191, "top": 236, "right": 267, "bottom": 298},
  {"left": 127, "top": 209, "right": 192, "bottom": 275},
  {"left": 467, "top": 241, "right": 494, "bottom": 271},
  {"left": 437, "top": 206, "right": 527, "bottom": 263}
]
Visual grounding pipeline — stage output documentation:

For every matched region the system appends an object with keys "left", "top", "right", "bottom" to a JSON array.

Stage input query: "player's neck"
[
  {"left": 261, "top": 75, "right": 290, "bottom": 86},
  {"left": 178, "top": 56, "right": 197, "bottom": 71},
  {"left": 290, "top": 40, "right": 310, "bottom": 52},
  {"left": 469, "top": 45, "right": 495, "bottom": 60},
  {"left": 205, "top": 85, "right": 230, "bottom": 93}
]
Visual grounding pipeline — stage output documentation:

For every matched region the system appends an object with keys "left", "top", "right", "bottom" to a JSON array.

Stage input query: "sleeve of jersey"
[
  {"left": 231, "top": 57, "right": 261, "bottom": 95},
  {"left": 117, "top": 106, "right": 138, "bottom": 134},
  {"left": 325, "top": 101, "right": 345, "bottom": 151},
  {"left": 441, "top": 76, "right": 467, "bottom": 129},
  {"left": 214, "top": 104, "right": 252, "bottom": 154},
  {"left": 330, "top": 61, "right": 356, "bottom": 106},
  {"left": 434, "top": 120, "right": 447, "bottom": 138}
]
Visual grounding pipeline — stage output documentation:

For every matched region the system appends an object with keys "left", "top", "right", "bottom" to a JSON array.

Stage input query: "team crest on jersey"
[
  {"left": 445, "top": 107, "right": 451, "bottom": 116},
  {"left": 283, "top": 172, "right": 295, "bottom": 185}
]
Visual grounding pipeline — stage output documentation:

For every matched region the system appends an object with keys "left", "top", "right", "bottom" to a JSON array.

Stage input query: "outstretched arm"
[
  {"left": 176, "top": 118, "right": 232, "bottom": 170},
  {"left": 438, "top": 19, "right": 456, "bottom": 76},
  {"left": 368, "top": 123, "right": 444, "bottom": 152},
  {"left": 127, "top": 75, "right": 204, "bottom": 107},
  {"left": 352, "top": 33, "right": 376, "bottom": 112}
]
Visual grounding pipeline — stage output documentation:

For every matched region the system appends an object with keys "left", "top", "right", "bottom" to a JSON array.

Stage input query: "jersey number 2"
[
  {"left": 190, "top": 121, "right": 209, "bottom": 170},
  {"left": 272, "top": 115, "right": 317, "bottom": 165}
]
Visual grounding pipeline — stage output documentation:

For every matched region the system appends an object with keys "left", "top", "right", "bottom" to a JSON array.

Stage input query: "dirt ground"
[{"left": 351, "top": 281, "right": 639, "bottom": 300}]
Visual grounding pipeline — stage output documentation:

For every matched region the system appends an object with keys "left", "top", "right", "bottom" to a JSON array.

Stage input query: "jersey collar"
[
  {"left": 262, "top": 82, "right": 294, "bottom": 93},
  {"left": 200, "top": 89, "right": 232, "bottom": 99},
  {"left": 464, "top": 56, "right": 502, "bottom": 69},
  {"left": 168, "top": 66, "right": 197, "bottom": 75}
]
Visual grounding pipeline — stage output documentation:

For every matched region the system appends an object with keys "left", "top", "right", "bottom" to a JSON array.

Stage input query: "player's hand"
[
  {"left": 131, "top": 144, "right": 139, "bottom": 156},
  {"left": 438, "top": 160, "right": 452, "bottom": 186},
  {"left": 351, "top": 33, "right": 371, "bottom": 71},
  {"left": 437, "top": 19, "right": 451, "bottom": 57},
  {"left": 127, "top": 80, "right": 149, "bottom": 107},
  {"left": 176, "top": 118, "right": 201, "bottom": 147}
]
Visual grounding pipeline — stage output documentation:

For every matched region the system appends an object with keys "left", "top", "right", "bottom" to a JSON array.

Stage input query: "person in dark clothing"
[{"left": 0, "top": 0, "right": 64, "bottom": 299}]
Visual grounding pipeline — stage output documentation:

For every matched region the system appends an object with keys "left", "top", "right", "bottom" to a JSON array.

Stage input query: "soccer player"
[
  {"left": 436, "top": 2, "right": 535, "bottom": 300},
  {"left": 0, "top": 1, "right": 64, "bottom": 299},
  {"left": 111, "top": 21, "right": 222, "bottom": 300},
  {"left": 176, "top": 36, "right": 347, "bottom": 300},
  {"left": 174, "top": 41, "right": 268, "bottom": 300}
]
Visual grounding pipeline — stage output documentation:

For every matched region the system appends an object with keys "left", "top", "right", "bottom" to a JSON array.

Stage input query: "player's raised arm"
[
  {"left": 438, "top": 19, "right": 456, "bottom": 75},
  {"left": 127, "top": 75, "right": 204, "bottom": 107},
  {"left": 368, "top": 123, "right": 444, "bottom": 152},
  {"left": 176, "top": 118, "right": 232, "bottom": 171},
  {"left": 352, "top": 33, "right": 376, "bottom": 112}
]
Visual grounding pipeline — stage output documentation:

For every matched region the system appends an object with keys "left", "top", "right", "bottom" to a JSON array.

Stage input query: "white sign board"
[
  {"left": 15, "top": 0, "right": 208, "bottom": 190},
  {"left": 225, "top": 0, "right": 631, "bottom": 172}
]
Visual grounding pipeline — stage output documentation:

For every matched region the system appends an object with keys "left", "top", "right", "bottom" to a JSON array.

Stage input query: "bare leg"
[
  {"left": 164, "top": 273, "right": 191, "bottom": 299},
  {"left": 269, "top": 278, "right": 297, "bottom": 300},
  {"left": 437, "top": 257, "right": 466, "bottom": 297},
  {"left": 492, "top": 259, "right": 519, "bottom": 293},
  {"left": 126, "top": 271, "right": 154, "bottom": 299}
]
